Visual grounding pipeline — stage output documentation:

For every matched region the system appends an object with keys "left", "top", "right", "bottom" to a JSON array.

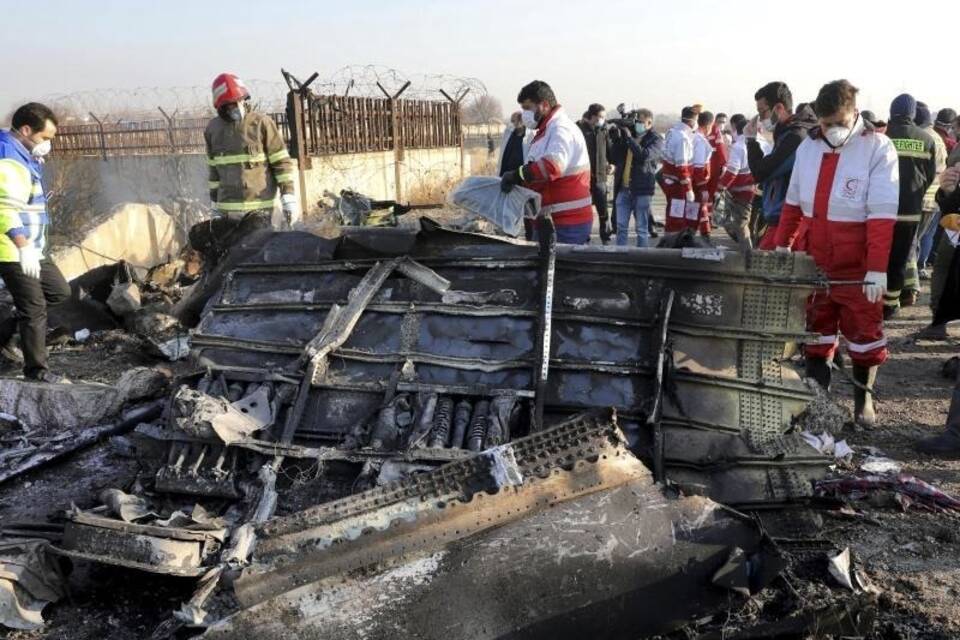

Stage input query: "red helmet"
[{"left": 212, "top": 73, "right": 249, "bottom": 109}]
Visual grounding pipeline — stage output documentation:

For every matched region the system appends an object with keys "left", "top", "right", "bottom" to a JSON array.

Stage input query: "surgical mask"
[
  {"left": 823, "top": 125, "right": 852, "bottom": 148},
  {"left": 521, "top": 109, "right": 538, "bottom": 129},
  {"left": 823, "top": 114, "right": 858, "bottom": 149},
  {"left": 635, "top": 123, "right": 647, "bottom": 136},
  {"left": 30, "top": 140, "right": 51, "bottom": 158},
  {"left": 228, "top": 103, "right": 246, "bottom": 122},
  {"left": 596, "top": 118, "right": 605, "bottom": 128}
]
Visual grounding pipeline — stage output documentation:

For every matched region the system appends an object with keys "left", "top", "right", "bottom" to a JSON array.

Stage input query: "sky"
[{"left": 3, "top": 0, "right": 958, "bottom": 123}]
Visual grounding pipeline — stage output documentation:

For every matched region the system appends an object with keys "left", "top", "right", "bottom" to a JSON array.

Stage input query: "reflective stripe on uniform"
[
  {"left": 274, "top": 172, "right": 294, "bottom": 184},
  {"left": 541, "top": 196, "right": 593, "bottom": 215},
  {"left": 268, "top": 149, "right": 290, "bottom": 164},
  {"left": 217, "top": 199, "right": 277, "bottom": 211},
  {"left": 207, "top": 153, "right": 267, "bottom": 166},
  {"left": 208, "top": 181, "right": 220, "bottom": 190},
  {"left": 847, "top": 337, "right": 887, "bottom": 353}
]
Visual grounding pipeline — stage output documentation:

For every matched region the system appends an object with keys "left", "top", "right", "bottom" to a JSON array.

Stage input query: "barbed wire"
[{"left": 42, "top": 65, "right": 489, "bottom": 124}]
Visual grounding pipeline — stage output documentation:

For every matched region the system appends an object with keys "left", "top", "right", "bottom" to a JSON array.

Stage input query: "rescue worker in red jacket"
[
  {"left": 501, "top": 80, "right": 593, "bottom": 244},
  {"left": 775, "top": 79, "right": 899, "bottom": 426},
  {"left": 692, "top": 112, "right": 714, "bottom": 236},
  {"left": 705, "top": 114, "right": 730, "bottom": 233},
  {"left": 661, "top": 107, "right": 698, "bottom": 233},
  {"left": 717, "top": 114, "right": 757, "bottom": 249}
]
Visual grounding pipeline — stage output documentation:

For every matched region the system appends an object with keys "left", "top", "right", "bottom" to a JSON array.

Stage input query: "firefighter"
[
  {"left": 775, "top": 80, "right": 899, "bottom": 426},
  {"left": 661, "top": 107, "right": 697, "bottom": 233},
  {"left": 883, "top": 94, "right": 937, "bottom": 318},
  {"left": 192, "top": 73, "right": 299, "bottom": 265},
  {"left": 0, "top": 103, "right": 71, "bottom": 382},
  {"left": 500, "top": 80, "right": 593, "bottom": 245}
]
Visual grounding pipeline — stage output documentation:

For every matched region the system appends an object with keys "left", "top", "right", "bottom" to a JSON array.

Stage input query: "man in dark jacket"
[
  {"left": 577, "top": 104, "right": 612, "bottom": 243},
  {"left": 744, "top": 81, "right": 818, "bottom": 249},
  {"left": 916, "top": 165, "right": 960, "bottom": 455},
  {"left": 883, "top": 94, "right": 937, "bottom": 318},
  {"left": 610, "top": 109, "right": 663, "bottom": 247},
  {"left": 935, "top": 108, "right": 958, "bottom": 155}
]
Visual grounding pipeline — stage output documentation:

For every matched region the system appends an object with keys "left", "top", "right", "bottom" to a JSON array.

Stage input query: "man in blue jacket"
[
  {"left": 744, "top": 81, "right": 818, "bottom": 248},
  {"left": 610, "top": 109, "right": 663, "bottom": 247},
  {"left": 0, "top": 103, "right": 71, "bottom": 382}
]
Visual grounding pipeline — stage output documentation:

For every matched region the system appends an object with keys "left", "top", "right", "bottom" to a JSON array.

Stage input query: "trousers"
[
  {"left": 885, "top": 220, "right": 920, "bottom": 310},
  {"left": 0, "top": 260, "right": 72, "bottom": 377},
  {"left": 615, "top": 191, "right": 652, "bottom": 247},
  {"left": 806, "top": 283, "right": 887, "bottom": 368}
]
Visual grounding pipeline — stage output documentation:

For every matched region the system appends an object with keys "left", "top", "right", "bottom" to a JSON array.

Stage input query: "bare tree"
[{"left": 462, "top": 95, "right": 504, "bottom": 124}]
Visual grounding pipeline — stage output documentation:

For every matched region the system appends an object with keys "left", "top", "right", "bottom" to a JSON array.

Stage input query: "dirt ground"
[{"left": 2, "top": 224, "right": 960, "bottom": 638}]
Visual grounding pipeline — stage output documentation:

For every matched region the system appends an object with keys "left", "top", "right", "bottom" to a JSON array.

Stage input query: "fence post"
[
  {"left": 157, "top": 107, "right": 177, "bottom": 152},
  {"left": 440, "top": 88, "right": 470, "bottom": 179},
  {"left": 88, "top": 112, "right": 107, "bottom": 161},
  {"left": 282, "top": 69, "right": 318, "bottom": 216},
  {"left": 379, "top": 81, "right": 411, "bottom": 202}
]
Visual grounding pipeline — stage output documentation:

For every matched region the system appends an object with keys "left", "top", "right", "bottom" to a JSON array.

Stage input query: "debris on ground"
[
  {"left": 816, "top": 473, "right": 960, "bottom": 512},
  {"left": 2, "top": 208, "right": 959, "bottom": 637},
  {"left": 0, "top": 539, "right": 66, "bottom": 631}
]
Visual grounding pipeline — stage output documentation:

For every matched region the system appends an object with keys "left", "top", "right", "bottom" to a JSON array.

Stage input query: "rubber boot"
[
  {"left": 917, "top": 367, "right": 960, "bottom": 456},
  {"left": 805, "top": 357, "right": 831, "bottom": 392},
  {"left": 853, "top": 364, "right": 877, "bottom": 427}
]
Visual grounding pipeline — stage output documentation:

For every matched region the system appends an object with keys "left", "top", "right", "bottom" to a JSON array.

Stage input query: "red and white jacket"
[
  {"left": 692, "top": 131, "right": 713, "bottom": 201},
  {"left": 717, "top": 134, "right": 756, "bottom": 204},
  {"left": 775, "top": 120, "right": 900, "bottom": 278},
  {"left": 661, "top": 122, "right": 695, "bottom": 199},
  {"left": 706, "top": 124, "right": 728, "bottom": 198},
  {"left": 520, "top": 106, "right": 593, "bottom": 227}
]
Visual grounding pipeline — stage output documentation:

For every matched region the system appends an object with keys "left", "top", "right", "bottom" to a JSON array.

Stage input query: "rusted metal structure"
[
  {"left": 50, "top": 224, "right": 831, "bottom": 636},
  {"left": 50, "top": 78, "right": 460, "bottom": 160}
]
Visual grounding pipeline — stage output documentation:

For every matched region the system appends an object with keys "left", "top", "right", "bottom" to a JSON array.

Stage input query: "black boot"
[
  {"left": 853, "top": 364, "right": 878, "bottom": 427},
  {"left": 917, "top": 367, "right": 960, "bottom": 456},
  {"left": 805, "top": 357, "right": 831, "bottom": 391}
]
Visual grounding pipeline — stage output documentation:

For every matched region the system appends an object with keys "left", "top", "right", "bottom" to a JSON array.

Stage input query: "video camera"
[{"left": 606, "top": 112, "right": 639, "bottom": 139}]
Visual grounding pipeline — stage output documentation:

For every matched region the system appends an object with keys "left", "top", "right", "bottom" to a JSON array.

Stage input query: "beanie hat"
[
  {"left": 915, "top": 102, "right": 932, "bottom": 128},
  {"left": 890, "top": 93, "right": 917, "bottom": 119},
  {"left": 936, "top": 108, "right": 957, "bottom": 127}
]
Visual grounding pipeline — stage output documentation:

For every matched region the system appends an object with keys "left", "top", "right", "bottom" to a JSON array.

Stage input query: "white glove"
[
  {"left": 774, "top": 245, "right": 791, "bottom": 254},
  {"left": 18, "top": 246, "right": 41, "bottom": 280},
  {"left": 863, "top": 271, "right": 887, "bottom": 304},
  {"left": 685, "top": 189, "right": 695, "bottom": 202},
  {"left": 281, "top": 194, "right": 301, "bottom": 226}
]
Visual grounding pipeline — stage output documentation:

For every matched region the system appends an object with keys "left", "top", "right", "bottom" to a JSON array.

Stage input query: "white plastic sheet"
[{"left": 449, "top": 177, "right": 540, "bottom": 237}]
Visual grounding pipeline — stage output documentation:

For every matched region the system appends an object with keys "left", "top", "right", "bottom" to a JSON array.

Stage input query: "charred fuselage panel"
[{"left": 189, "top": 224, "right": 828, "bottom": 505}]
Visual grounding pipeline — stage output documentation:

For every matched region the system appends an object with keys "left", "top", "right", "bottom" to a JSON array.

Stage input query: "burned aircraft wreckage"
[{"left": 51, "top": 220, "right": 835, "bottom": 637}]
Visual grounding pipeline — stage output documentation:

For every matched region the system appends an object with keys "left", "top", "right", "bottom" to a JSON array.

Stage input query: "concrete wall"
[
  {"left": 300, "top": 146, "right": 468, "bottom": 207},
  {"left": 49, "top": 203, "right": 185, "bottom": 281},
  {"left": 45, "top": 145, "right": 467, "bottom": 224}
]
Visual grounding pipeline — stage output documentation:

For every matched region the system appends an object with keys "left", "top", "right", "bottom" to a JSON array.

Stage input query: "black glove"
[{"left": 501, "top": 169, "right": 523, "bottom": 193}]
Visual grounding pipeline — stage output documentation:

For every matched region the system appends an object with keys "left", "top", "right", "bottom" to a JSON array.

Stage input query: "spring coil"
[
  {"left": 466, "top": 400, "right": 490, "bottom": 452},
  {"left": 428, "top": 396, "right": 454, "bottom": 448}
]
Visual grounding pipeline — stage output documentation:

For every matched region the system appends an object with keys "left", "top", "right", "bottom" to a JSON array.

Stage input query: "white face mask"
[
  {"left": 596, "top": 118, "right": 605, "bottom": 128},
  {"left": 228, "top": 102, "right": 246, "bottom": 122},
  {"left": 823, "top": 113, "right": 858, "bottom": 149},
  {"left": 521, "top": 109, "right": 538, "bottom": 129},
  {"left": 30, "top": 140, "right": 52, "bottom": 158},
  {"left": 824, "top": 126, "right": 851, "bottom": 148}
]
